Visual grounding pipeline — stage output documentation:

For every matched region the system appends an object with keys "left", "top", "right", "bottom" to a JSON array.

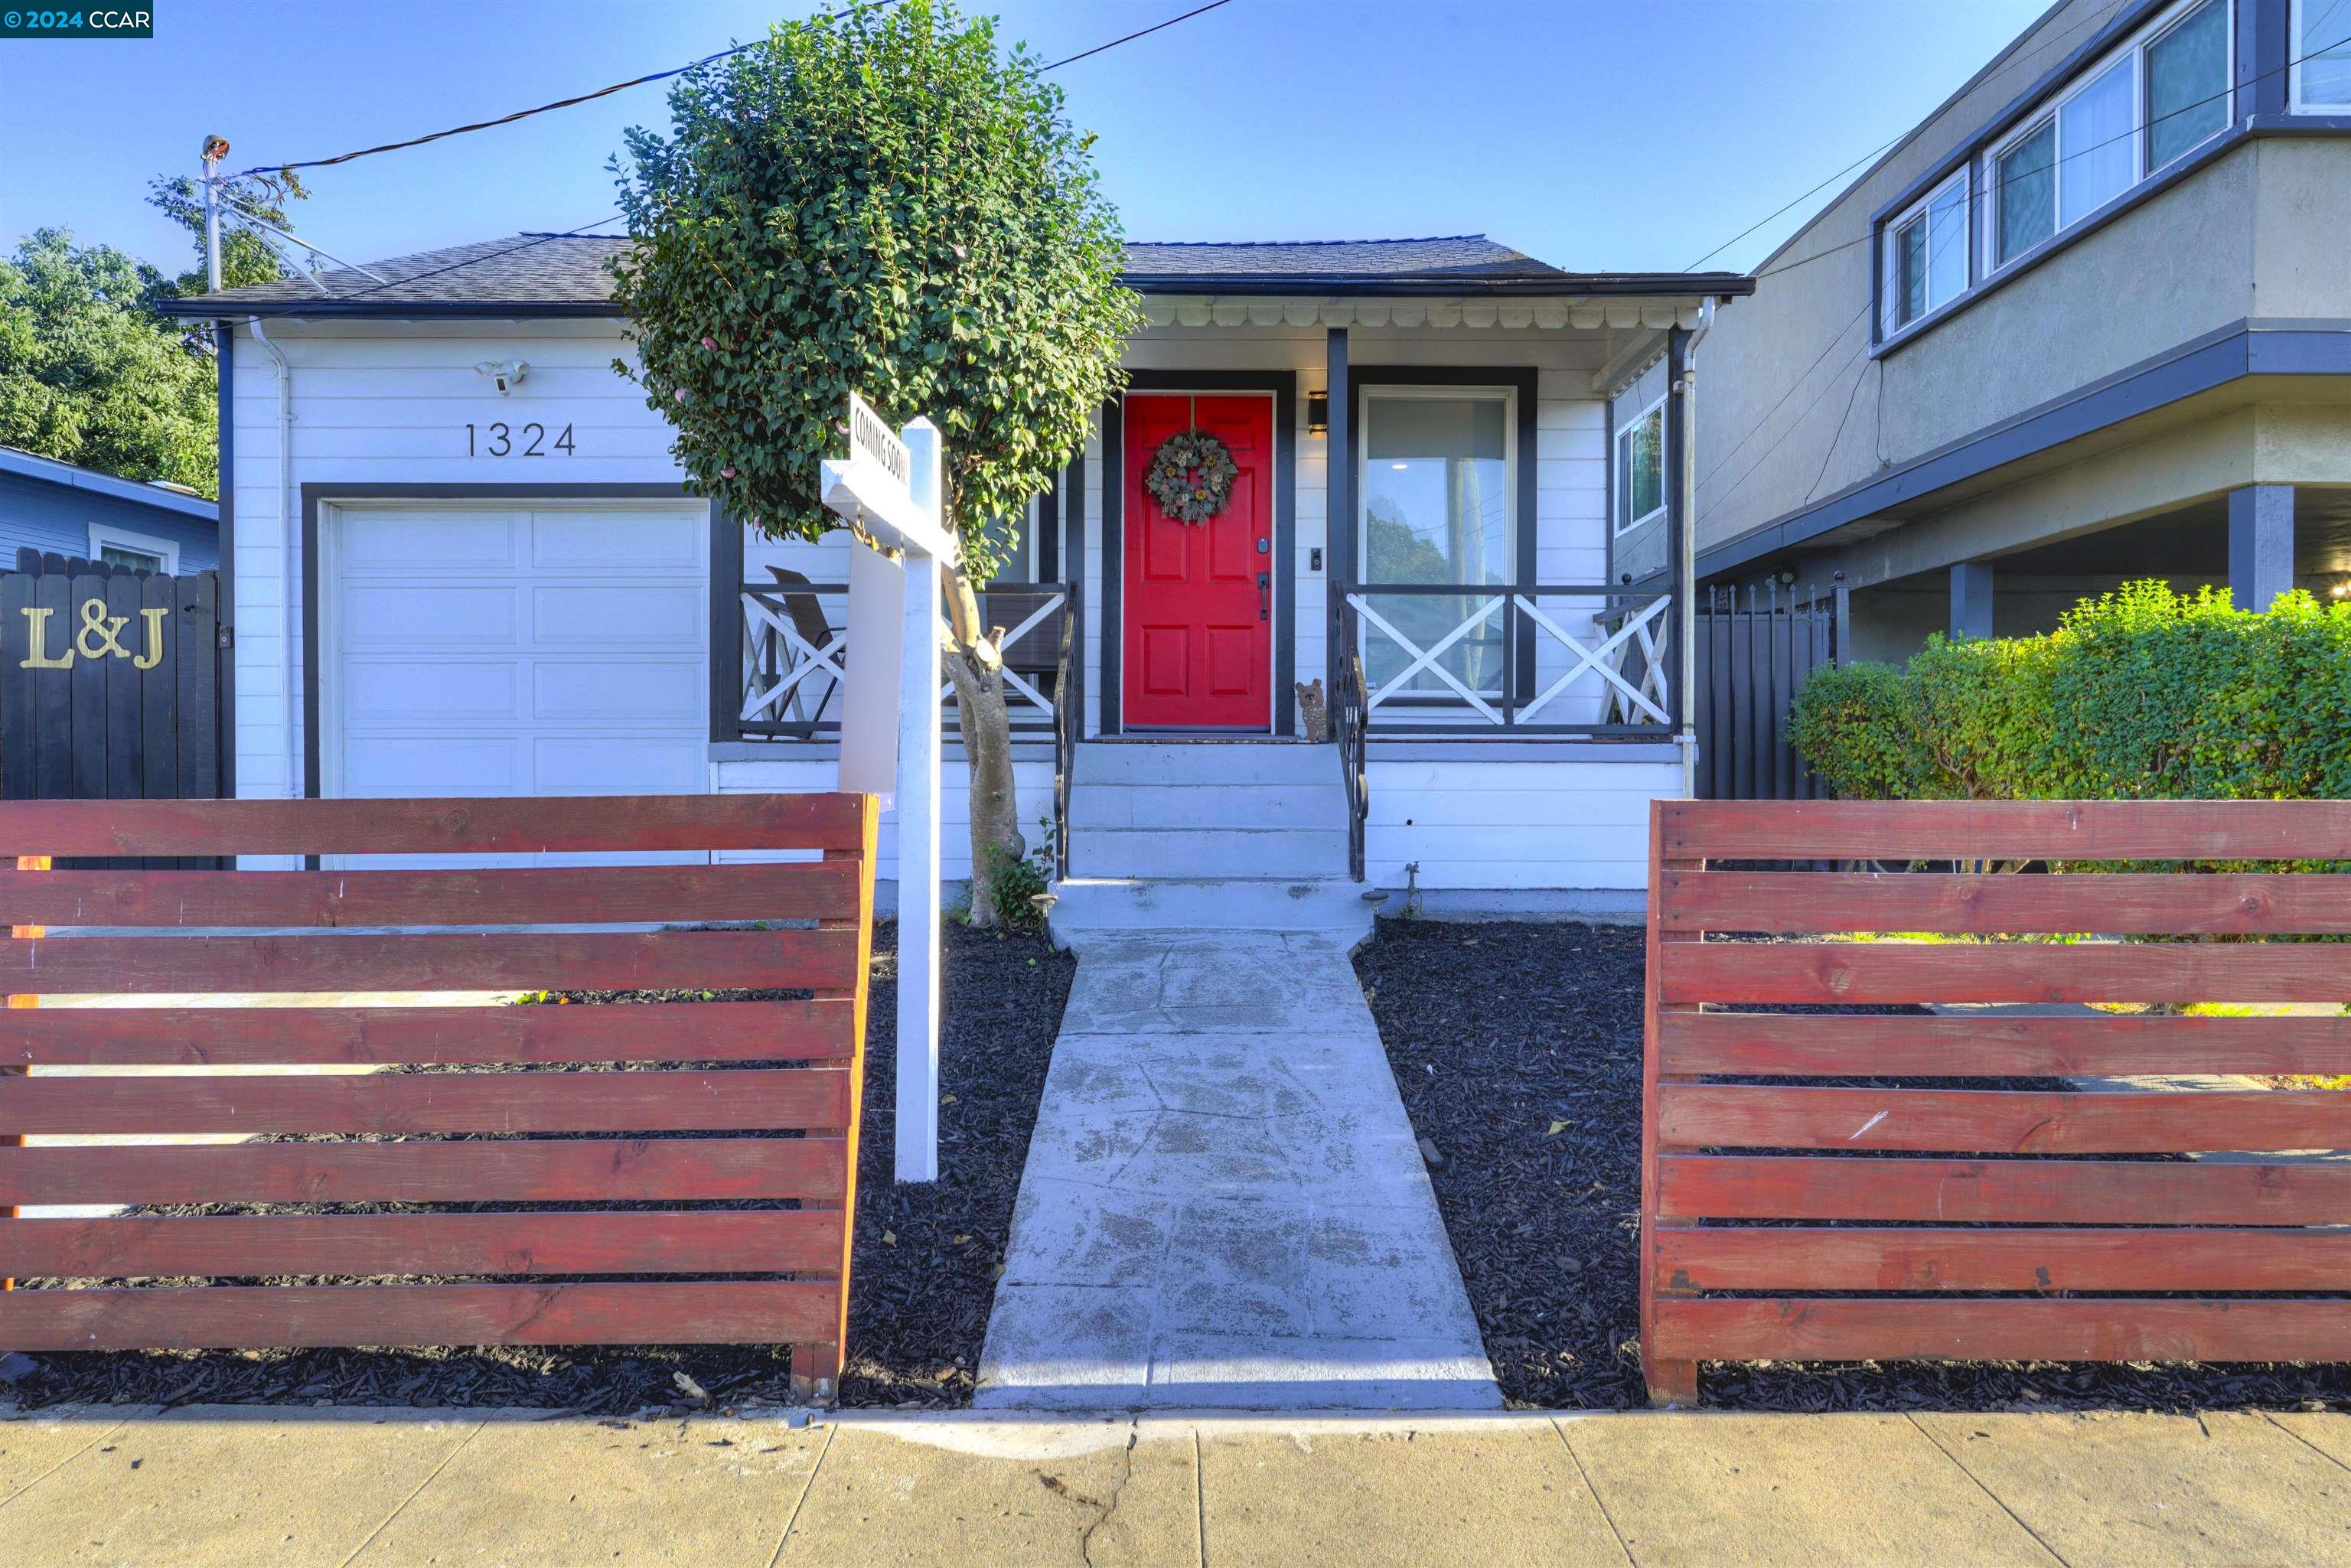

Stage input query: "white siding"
[
  {"left": 1366, "top": 752, "right": 1680, "bottom": 891},
  {"left": 227, "top": 315, "right": 1674, "bottom": 895},
  {"left": 715, "top": 751, "right": 1055, "bottom": 891},
  {"left": 227, "top": 319, "right": 684, "bottom": 809}
]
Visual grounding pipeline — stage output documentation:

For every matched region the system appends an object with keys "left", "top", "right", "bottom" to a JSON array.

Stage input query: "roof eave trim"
[
  {"left": 160, "top": 299, "right": 628, "bottom": 319},
  {"left": 1123, "top": 273, "right": 1756, "bottom": 297}
]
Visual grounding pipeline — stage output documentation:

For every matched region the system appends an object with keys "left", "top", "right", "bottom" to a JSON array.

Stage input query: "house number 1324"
[{"left": 467, "top": 422, "right": 576, "bottom": 457}]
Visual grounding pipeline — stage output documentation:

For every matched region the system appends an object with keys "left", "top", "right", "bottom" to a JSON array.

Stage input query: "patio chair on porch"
[{"left": 751, "top": 566, "right": 845, "bottom": 732}]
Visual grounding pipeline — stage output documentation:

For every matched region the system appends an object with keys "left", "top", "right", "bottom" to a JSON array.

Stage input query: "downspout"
[
  {"left": 1673, "top": 299, "right": 1714, "bottom": 800},
  {"left": 248, "top": 318, "right": 298, "bottom": 799}
]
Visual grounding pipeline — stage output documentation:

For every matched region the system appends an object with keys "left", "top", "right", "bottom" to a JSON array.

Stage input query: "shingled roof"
[{"left": 160, "top": 231, "right": 1747, "bottom": 316}]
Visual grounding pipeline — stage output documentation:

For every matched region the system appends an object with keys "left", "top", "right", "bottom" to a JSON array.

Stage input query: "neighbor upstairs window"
[
  {"left": 2148, "top": 0, "right": 2231, "bottom": 165},
  {"left": 2298, "top": 0, "right": 2351, "bottom": 109},
  {"left": 1886, "top": 171, "right": 1968, "bottom": 331},
  {"left": 1991, "top": 0, "right": 2230, "bottom": 270}
]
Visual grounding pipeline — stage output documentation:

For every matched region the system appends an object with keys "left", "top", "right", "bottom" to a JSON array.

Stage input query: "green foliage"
[
  {"left": 145, "top": 169, "right": 311, "bottom": 296},
  {"left": 980, "top": 839, "right": 1049, "bottom": 928},
  {"left": 1791, "top": 580, "right": 2351, "bottom": 804},
  {"left": 0, "top": 229, "right": 217, "bottom": 495},
  {"left": 606, "top": 0, "right": 1140, "bottom": 575},
  {"left": 1787, "top": 660, "right": 1935, "bottom": 800}
]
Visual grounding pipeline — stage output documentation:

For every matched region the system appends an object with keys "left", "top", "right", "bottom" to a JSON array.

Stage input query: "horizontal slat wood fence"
[
  {"left": 0, "top": 792, "right": 877, "bottom": 1399},
  {"left": 1641, "top": 799, "right": 2351, "bottom": 1406}
]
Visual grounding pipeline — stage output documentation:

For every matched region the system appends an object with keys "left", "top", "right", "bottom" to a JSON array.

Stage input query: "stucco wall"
[{"left": 1695, "top": 0, "right": 2351, "bottom": 563}]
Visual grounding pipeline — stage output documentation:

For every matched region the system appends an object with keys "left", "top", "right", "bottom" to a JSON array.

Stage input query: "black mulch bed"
[
  {"left": 1352, "top": 918, "right": 2351, "bottom": 1414},
  {"left": 6, "top": 920, "right": 1074, "bottom": 1416}
]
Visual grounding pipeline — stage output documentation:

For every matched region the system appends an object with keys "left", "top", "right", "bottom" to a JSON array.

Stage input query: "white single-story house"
[{"left": 161, "top": 234, "right": 1749, "bottom": 926}]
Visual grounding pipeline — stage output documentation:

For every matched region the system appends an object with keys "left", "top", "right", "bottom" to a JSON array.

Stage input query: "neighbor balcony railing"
[
  {"left": 738, "top": 577, "right": 1074, "bottom": 742},
  {"left": 1339, "top": 583, "right": 1674, "bottom": 736}
]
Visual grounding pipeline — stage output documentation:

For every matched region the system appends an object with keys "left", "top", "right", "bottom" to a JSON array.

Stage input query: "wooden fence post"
[
  {"left": 1640, "top": 805, "right": 1700, "bottom": 1406},
  {"left": 3, "top": 854, "right": 46, "bottom": 1293},
  {"left": 793, "top": 794, "right": 880, "bottom": 1403}
]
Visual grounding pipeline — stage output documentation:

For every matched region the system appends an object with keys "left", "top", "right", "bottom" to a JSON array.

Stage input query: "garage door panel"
[
  {"left": 343, "top": 585, "right": 517, "bottom": 647},
  {"left": 328, "top": 504, "right": 710, "bottom": 868},
  {"left": 344, "top": 659, "right": 522, "bottom": 722},
  {"left": 531, "top": 511, "right": 704, "bottom": 572},
  {"left": 531, "top": 584, "right": 699, "bottom": 647},
  {"left": 530, "top": 658, "right": 703, "bottom": 722},
  {"left": 533, "top": 736, "right": 706, "bottom": 794},
  {"left": 341, "top": 511, "right": 521, "bottom": 568},
  {"left": 341, "top": 735, "right": 522, "bottom": 794}
]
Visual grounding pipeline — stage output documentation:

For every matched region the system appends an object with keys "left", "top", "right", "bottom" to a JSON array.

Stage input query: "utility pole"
[{"left": 201, "top": 135, "right": 229, "bottom": 292}]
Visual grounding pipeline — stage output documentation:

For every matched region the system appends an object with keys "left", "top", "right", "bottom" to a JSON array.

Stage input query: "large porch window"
[{"left": 1358, "top": 386, "right": 1514, "bottom": 696}]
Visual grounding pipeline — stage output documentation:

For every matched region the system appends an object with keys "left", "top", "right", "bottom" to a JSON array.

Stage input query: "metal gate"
[
  {"left": 0, "top": 549, "right": 228, "bottom": 846},
  {"left": 1693, "top": 581, "right": 1847, "bottom": 800}
]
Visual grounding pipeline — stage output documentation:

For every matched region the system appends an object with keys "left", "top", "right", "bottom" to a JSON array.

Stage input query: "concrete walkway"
[
  {"left": 4, "top": 1405, "right": 2347, "bottom": 1566},
  {"left": 975, "top": 931, "right": 1498, "bottom": 1410}
]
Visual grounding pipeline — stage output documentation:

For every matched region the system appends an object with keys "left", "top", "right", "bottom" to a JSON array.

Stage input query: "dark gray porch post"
[
  {"left": 1326, "top": 324, "right": 1352, "bottom": 637},
  {"left": 1948, "top": 560, "right": 1994, "bottom": 640},
  {"left": 2228, "top": 484, "right": 2295, "bottom": 612}
]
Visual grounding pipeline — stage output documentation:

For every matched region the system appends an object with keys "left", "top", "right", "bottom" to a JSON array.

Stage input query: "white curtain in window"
[
  {"left": 2147, "top": 0, "right": 2229, "bottom": 168},
  {"left": 2059, "top": 59, "right": 2135, "bottom": 227},
  {"left": 2307, "top": 0, "right": 2351, "bottom": 105}
]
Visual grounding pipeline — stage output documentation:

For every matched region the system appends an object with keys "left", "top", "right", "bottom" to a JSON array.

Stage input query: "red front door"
[{"left": 1123, "top": 393, "right": 1273, "bottom": 729}]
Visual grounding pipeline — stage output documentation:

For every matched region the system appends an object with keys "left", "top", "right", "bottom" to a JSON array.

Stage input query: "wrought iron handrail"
[
  {"left": 1339, "top": 582, "right": 1674, "bottom": 737},
  {"left": 1051, "top": 578, "right": 1078, "bottom": 879},
  {"left": 1331, "top": 592, "right": 1369, "bottom": 882}
]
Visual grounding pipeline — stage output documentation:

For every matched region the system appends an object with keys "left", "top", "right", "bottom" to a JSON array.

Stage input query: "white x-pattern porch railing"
[
  {"left": 1344, "top": 588, "right": 1672, "bottom": 730},
  {"left": 739, "top": 582, "right": 1067, "bottom": 734}
]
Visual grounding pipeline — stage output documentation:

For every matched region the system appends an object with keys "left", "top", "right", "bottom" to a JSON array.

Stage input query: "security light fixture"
[
  {"left": 1306, "top": 390, "right": 1329, "bottom": 436},
  {"left": 475, "top": 360, "right": 530, "bottom": 396}
]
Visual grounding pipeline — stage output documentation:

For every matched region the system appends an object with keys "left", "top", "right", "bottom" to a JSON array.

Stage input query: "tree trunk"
[{"left": 941, "top": 564, "right": 1024, "bottom": 928}]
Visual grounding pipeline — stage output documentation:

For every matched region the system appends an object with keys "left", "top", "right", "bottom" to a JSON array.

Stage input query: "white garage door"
[{"left": 323, "top": 502, "right": 709, "bottom": 804}]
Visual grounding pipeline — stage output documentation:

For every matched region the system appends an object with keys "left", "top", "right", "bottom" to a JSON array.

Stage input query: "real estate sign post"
[{"left": 823, "top": 395, "right": 951, "bottom": 1183}]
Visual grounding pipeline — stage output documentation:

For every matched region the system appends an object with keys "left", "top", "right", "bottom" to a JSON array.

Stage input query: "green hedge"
[{"left": 1790, "top": 581, "right": 2351, "bottom": 802}]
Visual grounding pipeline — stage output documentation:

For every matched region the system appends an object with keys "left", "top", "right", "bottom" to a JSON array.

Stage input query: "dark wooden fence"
[
  {"left": 0, "top": 792, "right": 879, "bottom": 1400},
  {"left": 0, "top": 551, "right": 228, "bottom": 858},
  {"left": 1640, "top": 798, "right": 2351, "bottom": 1406},
  {"left": 1693, "top": 582, "right": 1847, "bottom": 800}
]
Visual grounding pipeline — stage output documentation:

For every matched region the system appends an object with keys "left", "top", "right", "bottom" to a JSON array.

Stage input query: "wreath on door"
[{"left": 1145, "top": 428, "right": 1241, "bottom": 525}]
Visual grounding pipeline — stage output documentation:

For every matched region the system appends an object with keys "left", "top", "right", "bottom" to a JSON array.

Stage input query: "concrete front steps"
[{"left": 1049, "top": 740, "right": 1374, "bottom": 945}]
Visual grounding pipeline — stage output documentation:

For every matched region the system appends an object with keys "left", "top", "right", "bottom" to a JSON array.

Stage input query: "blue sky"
[{"left": 2, "top": 0, "right": 2052, "bottom": 281}]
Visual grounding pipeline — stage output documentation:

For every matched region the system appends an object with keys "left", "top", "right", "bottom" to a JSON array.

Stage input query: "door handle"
[{"left": 1257, "top": 572, "right": 1270, "bottom": 621}]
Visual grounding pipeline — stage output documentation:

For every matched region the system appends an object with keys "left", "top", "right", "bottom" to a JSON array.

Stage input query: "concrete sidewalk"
[
  {"left": 2, "top": 1404, "right": 2346, "bottom": 1566},
  {"left": 975, "top": 931, "right": 1498, "bottom": 1410}
]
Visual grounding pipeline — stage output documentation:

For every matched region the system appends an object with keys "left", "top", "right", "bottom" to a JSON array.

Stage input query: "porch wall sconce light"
[{"left": 1306, "top": 390, "right": 1329, "bottom": 437}]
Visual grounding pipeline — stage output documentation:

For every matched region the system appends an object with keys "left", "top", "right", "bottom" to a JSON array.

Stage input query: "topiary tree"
[{"left": 608, "top": 0, "right": 1139, "bottom": 925}]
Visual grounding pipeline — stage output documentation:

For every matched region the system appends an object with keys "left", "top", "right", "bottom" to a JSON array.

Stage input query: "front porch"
[{"left": 712, "top": 246, "right": 1737, "bottom": 914}]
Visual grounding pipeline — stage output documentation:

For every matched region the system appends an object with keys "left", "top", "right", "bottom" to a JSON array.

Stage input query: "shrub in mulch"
[
  {"left": 5, "top": 920, "right": 1073, "bottom": 1415},
  {"left": 1352, "top": 918, "right": 2350, "bottom": 1413}
]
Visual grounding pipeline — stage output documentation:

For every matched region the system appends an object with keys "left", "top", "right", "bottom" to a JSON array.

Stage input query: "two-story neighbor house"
[
  {"left": 162, "top": 236, "right": 1748, "bottom": 927},
  {"left": 1624, "top": 0, "right": 2351, "bottom": 662}
]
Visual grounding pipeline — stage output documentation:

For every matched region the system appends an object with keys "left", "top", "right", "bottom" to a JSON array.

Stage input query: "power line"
[
  {"left": 1697, "top": 22, "right": 2347, "bottom": 522},
  {"left": 318, "top": 0, "right": 1237, "bottom": 302},
  {"left": 1039, "top": 0, "right": 1232, "bottom": 70},
  {"left": 1693, "top": 300, "right": 1870, "bottom": 493},
  {"left": 1680, "top": 0, "right": 2135, "bottom": 272},
  {"left": 221, "top": 2, "right": 878, "bottom": 181},
  {"left": 1749, "top": 23, "right": 2351, "bottom": 290},
  {"left": 334, "top": 214, "right": 629, "bottom": 303}
]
